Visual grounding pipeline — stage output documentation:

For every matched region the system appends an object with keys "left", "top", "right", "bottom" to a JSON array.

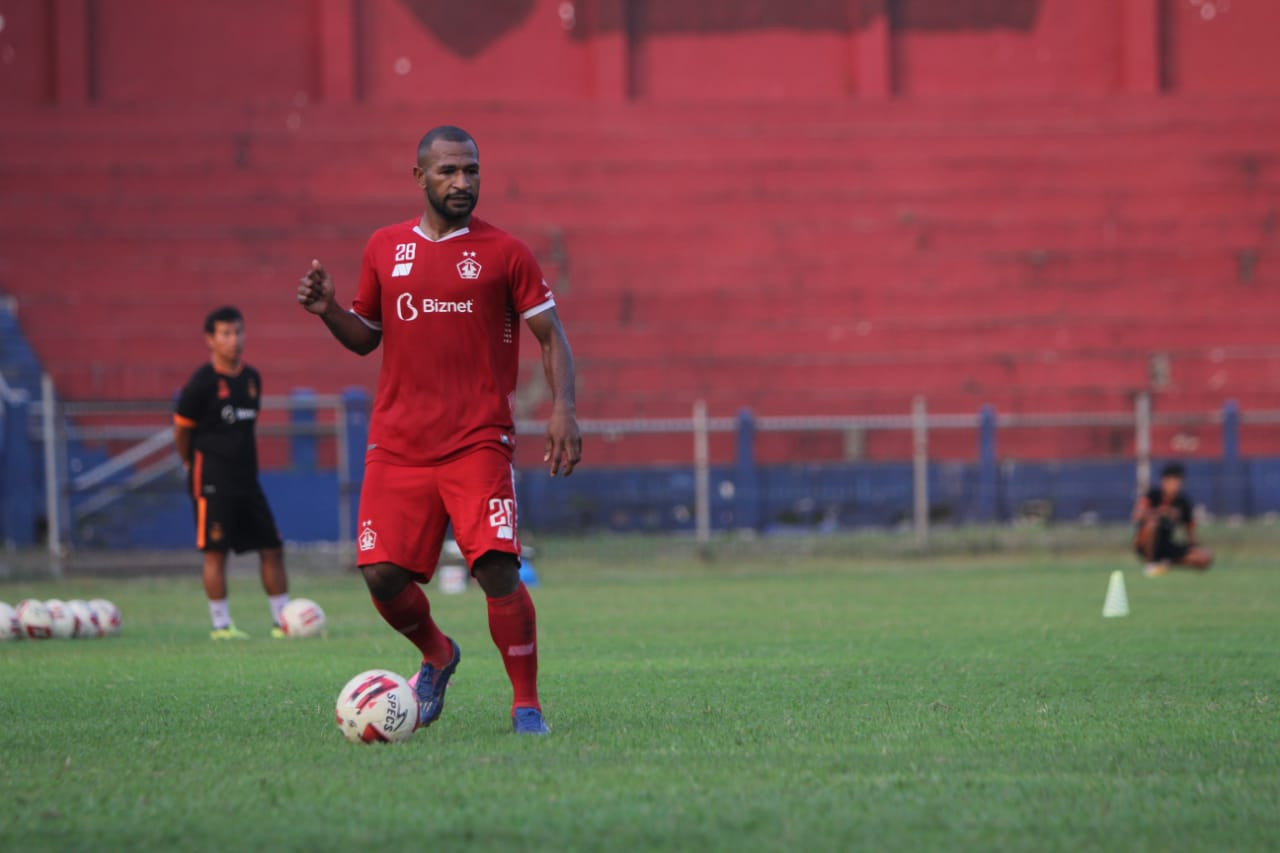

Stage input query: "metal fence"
[
  {"left": 6, "top": 377, "right": 1279, "bottom": 568},
  {"left": 13, "top": 384, "right": 354, "bottom": 572}
]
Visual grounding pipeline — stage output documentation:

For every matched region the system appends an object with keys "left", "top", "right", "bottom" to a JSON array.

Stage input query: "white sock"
[
  {"left": 268, "top": 594, "right": 290, "bottom": 626},
  {"left": 209, "top": 599, "right": 231, "bottom": 630}
]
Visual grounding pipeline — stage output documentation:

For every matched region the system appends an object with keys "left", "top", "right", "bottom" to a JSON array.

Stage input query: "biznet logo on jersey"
[{"left": 395, "top": 292, "right": 474, "bottom": 321}]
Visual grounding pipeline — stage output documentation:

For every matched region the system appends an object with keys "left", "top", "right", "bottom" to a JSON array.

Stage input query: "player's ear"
[{"left": 413, "top": 165, "right": 427, "bottom": 188}]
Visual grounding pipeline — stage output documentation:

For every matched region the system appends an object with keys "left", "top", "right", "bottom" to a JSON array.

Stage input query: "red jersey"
[{"left": 350, "top": 216, "right": 555, "bottom": 466}]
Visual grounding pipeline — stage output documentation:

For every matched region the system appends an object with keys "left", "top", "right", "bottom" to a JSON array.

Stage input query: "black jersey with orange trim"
[
  {"left": 1143, "top": 488, "right": 1193, "bottom": 528},
  {"left": 174, "top": 363, "right": 263, "bottom": 494}
]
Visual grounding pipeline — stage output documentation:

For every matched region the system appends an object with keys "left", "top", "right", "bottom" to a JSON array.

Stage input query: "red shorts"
[{"left": 355, "top": 447, "right": 520, "bottom": 580}]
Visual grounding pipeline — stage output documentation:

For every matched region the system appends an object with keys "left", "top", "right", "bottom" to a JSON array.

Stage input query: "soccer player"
[
  {"left": 1132, "top": 462, "right": 1213, "bottom": 577},
  {"left": 296, "top": 126, "right": 581, "bottom": 735},
  {"left": 173, "top": 306, "right": 290, "bottom": 639}
]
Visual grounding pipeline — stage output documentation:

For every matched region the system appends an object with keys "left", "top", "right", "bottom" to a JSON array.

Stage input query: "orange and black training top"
[{"left": 173, "top": 364, "right": 264, "bottom": 495}]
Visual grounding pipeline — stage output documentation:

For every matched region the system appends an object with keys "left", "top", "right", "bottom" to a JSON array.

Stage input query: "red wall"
[
  {"left": 3, "top": 0, "right": 1280, "bottom": 106},
  {"left": 0, "top": 0, "right": 51, "bottom": 104},
  {"left": 2, "top": 0, "right": 1280, "bottom": 464},
  {"left": 92, "top": 0, "right": 318, "bottom": 104},
  {"left": 357, "top": 0, "right": 596, "bottom": 101},
  {"left": 891, "top": 0, "right": 1124, "bottom": 96},
  {"left": 1165, "top": 0, "right": 1280, "bottom": 95}
]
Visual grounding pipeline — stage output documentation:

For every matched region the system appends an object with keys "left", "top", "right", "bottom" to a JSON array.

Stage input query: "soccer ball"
[
  {"left": 280, "top": 598, "right": 325, "bottom": 638},
  {"left": 67, "top": 600, "right": 102, "bottom": 638},
  {"left": 16, "top": 599, "right": 53, "bottom": 639},
  {"left": 0, "top": 602, "right": 20, "bottom": 640},
  {"left": 335, "top": 670, "right": 418, "bottom": 744},
  {"left": 89, "top": 599, "right": 122, "bottom": 636},
  {"left": 45, "top": 599, "right": 78, "bottom": 639}
]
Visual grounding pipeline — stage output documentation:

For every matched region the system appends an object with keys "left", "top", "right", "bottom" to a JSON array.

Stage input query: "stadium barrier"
[
  {"left": 12, "top": 385, "right": 360, "bottom": 565},
  {"left": 5, "top": 380, "right": 1278, "bottom": 571}
]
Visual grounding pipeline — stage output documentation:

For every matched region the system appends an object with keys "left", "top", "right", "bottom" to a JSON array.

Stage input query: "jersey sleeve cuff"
[
  {"left": 521, "top": 298, "right": 556, "bottom": 320},
  {"left": 351, "top": 310, "right": 382, "bottom": 331},
  {"left": 173, "top": 414, "right": 197, "bottom": 428}
]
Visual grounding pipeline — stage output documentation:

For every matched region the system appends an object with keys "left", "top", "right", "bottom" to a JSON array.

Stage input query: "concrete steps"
[{"left": 3, "top": 96, "right": 1280, "bottom": 455}]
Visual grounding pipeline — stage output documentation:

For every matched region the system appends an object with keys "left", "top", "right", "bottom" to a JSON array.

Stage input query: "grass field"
[{"left": 2, "top": 543, "right": 1278, "bottom": 851}]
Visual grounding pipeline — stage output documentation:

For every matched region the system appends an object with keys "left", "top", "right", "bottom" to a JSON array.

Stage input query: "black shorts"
[
  {"left": 1134, "top": 526, "right": 1191, "bottom": 564},
  {"left": 191, "top": 484, "right": 282, "bottom": 553}
]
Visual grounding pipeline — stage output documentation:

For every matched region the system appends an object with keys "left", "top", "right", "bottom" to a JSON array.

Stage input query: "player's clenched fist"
[{"left": 297, "top": 259, "right": 334, "bottom": 315}]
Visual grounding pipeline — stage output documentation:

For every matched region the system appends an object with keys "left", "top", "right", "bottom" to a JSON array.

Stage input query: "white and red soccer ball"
[
  {"left": 0, "top": 602, "right": 20, "bottom": 640},
  {"left": 15, "top": 599, "right": 53, "bottom": 639},
  {"left": 335, "top": 670, "right": 418, "bottom": 744},
  {"left": 280, "top": 598, "right": 326, "bottom": 638},
  {"left": 67, "top": 599, "right": 103, "bottom": 638},
  {"left": 89, "top": 599, "right": 122, "bottom": 636},
  {"left": 45, "top": 598, "right": 78, "bottom": 638}
]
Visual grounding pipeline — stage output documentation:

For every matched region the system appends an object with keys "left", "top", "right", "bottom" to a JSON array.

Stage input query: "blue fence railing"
[{"left": 1, "top": 388, "right": 1274, "bottom": 549}]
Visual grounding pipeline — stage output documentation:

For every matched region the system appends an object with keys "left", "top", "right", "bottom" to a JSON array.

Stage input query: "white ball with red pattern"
[
  {"left": 67, "top": 600, "right": 102, "bottom": 638},
  {"left": 335, "top": 669, "right": 418, "bottom": 744},
  {"left": 0, "top": 602, "right": 20, "bottom": 640},
  {"left": 89, "top": 599, "right": 122, "bottom": 636},
  {"left": 16, "top": 599, "right": 53, "bottom": 639},
  {"left": 280, "top": 598, "right": 326, "bottom": 638},
  {"left": 45, "top": 599, "right": 78, "bottom": 639}
]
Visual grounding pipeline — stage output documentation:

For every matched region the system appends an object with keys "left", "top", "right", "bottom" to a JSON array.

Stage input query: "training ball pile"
[
  {"left": 335, "top": 669, "right": 418, "bottom": 744},
  {"left": 2, "top": 598, "right": 122, "bottom": 641},
  {"left": 280, "top": 598, "right": 326, "bottom": 637}
]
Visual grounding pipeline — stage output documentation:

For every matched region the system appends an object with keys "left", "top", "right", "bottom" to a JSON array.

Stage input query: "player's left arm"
[{"left": 526, "top": 308, "right": 581, "bottom": 477}]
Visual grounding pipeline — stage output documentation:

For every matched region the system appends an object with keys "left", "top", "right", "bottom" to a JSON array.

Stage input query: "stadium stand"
[
  {"left": 2, "top": 97, "right": 1278, "bottom": 460},
  {"left": 2, "top": 0, "right": 1279, "bottom": 545}
]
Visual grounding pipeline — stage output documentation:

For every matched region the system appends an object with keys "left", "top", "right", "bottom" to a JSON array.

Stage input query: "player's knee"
[
  {"left": 361, "top": 562, "right": 411, "bottom": 601},
  {"left": 472, "top": 551, "right": 520, "bottom": 597}
]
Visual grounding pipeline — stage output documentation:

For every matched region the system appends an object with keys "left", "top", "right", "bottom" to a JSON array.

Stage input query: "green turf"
[{"left": 1, "top": 550, "right": 1278, "bottom": 851}]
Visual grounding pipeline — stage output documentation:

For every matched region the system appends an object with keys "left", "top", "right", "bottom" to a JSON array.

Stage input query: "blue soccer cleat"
[
  {"left": 415, "top": 638, "right": 461, "bottom": 729},
  {"left": 512, "top": 706, "right": 550, "bottom": 735}
]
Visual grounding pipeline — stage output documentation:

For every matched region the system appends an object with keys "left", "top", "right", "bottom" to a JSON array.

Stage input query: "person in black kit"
[
  {"left": 1132, "top": 463, "right": 1213, "bottom": 577},
  {"left": 173, "top": 306, "right": 290, "bottom": 638}
]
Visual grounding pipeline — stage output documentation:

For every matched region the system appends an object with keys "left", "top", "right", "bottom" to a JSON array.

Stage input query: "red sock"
[
  {"left": 371, "top": 583, "right": 453, "bottom": 667},
  {"left": 487, "top": 584, "right": 539, "bottom": 713}
]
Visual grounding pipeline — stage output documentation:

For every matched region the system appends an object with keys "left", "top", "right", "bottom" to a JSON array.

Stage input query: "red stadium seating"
[{"left": 2, "top": 97, "right": 1278, "bottom": 460}]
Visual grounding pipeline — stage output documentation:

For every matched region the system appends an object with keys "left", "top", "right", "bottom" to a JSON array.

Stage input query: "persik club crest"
[
  {"left": 358, "top": 520, "right": 377, "bottom": 552},
  {"left": 457, "top": 251, "right": 481, "bottom": 280}
]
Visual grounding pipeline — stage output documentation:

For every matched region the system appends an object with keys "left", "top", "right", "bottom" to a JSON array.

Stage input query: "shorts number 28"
[{"left": 488, "top": 498, "right": 516, "bottom": 541}]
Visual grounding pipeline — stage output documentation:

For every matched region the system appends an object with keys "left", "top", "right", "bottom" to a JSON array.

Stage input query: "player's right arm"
[
  {"left": 1130, "top": 494, "right": 1152, "bottom": 524},
  {"left": 172, "top": 422, "right": 194, "bottom": 470},
  {"left": 297, "top": 259, "right": 382, "bottom": 355},
  {"left": 173, "top": 373, "right": 204, "bottom": 472}
]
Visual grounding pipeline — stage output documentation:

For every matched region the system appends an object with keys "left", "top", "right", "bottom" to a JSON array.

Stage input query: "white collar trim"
[{"left": 413, "top": 225, "right": 471, "bottom": 243}]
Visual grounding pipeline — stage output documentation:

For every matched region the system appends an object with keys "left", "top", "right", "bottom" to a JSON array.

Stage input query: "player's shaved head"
[
  {"left": 414, "top": 126, "right": 481, "bottom": 229},
  {"left": 417, "top": 126, "right": 478, "bottom": 164}
]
